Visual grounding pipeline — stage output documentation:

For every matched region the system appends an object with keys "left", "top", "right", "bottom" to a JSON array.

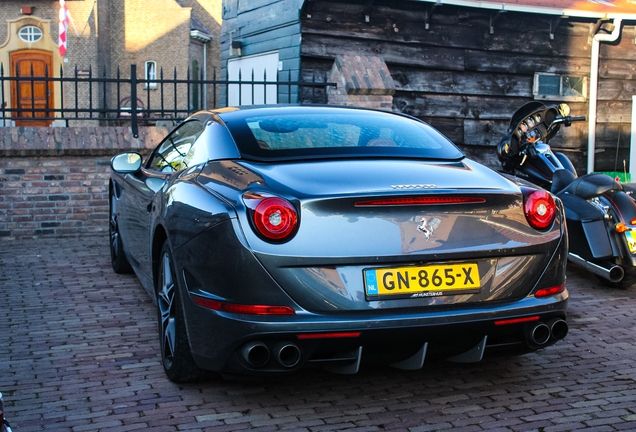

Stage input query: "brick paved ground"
[{"left": 1, "top": 236, "right": 636, "bottom": 432}]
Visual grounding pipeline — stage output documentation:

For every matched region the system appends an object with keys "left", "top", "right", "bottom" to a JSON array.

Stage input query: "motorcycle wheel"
[{"left": 597, "top": 267, "right": 636, "bottom": 289}]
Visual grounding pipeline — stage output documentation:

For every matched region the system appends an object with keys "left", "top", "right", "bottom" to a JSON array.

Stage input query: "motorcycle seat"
[
  {"left": 557, "top": 172, "right": 621, "bottom": 200},
  {"left": 558, "top": 193, "right": 604, "bottom": 222},
  {"left": 551, "top": 169, "right": 577, "bottom": 195},
  {"left": 620, "top": 183, "right": 636, "bottom": 195}
]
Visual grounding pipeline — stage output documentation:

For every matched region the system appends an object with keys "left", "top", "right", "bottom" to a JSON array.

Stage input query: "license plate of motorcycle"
[
  {"left": 626, "top": 231, "right": 636, "bottom": 254},
  {"left": 364, "top": 263, "right": 480, "bottom": 298}
]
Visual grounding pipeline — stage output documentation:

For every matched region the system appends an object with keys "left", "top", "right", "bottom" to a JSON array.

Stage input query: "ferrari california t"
[{"left": 109, "top": 105, "right": 568, "bottom": 382}]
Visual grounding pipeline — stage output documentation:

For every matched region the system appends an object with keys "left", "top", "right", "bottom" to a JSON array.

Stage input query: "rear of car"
[{"left": 170, "top": 106, "right": 568, "bottom": 375}]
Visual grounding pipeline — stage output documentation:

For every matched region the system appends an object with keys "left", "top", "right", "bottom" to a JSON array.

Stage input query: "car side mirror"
[{"left": 111, "top": 152, "right": 142, "bottom": 173}]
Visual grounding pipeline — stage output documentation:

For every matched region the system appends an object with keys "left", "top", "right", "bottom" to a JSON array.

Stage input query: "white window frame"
[
  {"left": 18, "top": 25, "right": 43, "bottom": 43},
  {"left": 145, "top": 61, "right": 157, "bottom": 89},
  {"left": 533, "top": 72, "right": 587, "bottom": 102}
]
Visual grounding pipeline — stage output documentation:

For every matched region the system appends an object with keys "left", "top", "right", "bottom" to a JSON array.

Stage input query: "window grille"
[
  {"left": 533, "top": 73, "right": 587, "bottom": 102},
  {"left": 18, "top": 26, "right": 43, "bottom": 43}
]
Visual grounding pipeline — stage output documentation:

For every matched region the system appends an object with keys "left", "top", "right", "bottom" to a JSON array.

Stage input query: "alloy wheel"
[
  {"left": 158, "top": 251, "right": 177, "bottom": 369},
  {"left": 109, "top": 195, "right": 121, "bottom": 259}
]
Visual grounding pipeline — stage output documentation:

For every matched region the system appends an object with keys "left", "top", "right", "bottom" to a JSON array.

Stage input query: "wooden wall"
[
  {"left": 300, "top": 0, "right": 636, "bottom": 173},
  {"left": 220, "top": 0, "right": 304, "bottom": 105}
]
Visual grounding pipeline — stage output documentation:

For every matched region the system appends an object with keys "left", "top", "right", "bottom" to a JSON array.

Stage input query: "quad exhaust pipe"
[
  {"left": 528, "top": 318, "right": 569, "bottom": 346},
  {"left": 568, "top": 253, "right": 624, "bottom": 283},
  {"left": 241, "top": 341, "right": 270, "bottom": 367},
  {"left": 240, "top": 319, "right": 569, "bottom": 369},
  {"left": 529, "top": 322, "right": 551, "bottom": 345},
  {"left": 240, "top": 341, "right": 301, "bottom": 368},
  {"left": 549, "top": 318, "right": 569, "bottom": 341},
  {"left": 275, "top": 343, "right": 301, "bottom": 368}
]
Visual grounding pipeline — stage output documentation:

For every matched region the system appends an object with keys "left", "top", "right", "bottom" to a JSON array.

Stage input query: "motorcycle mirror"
[{"left": 558, "top": 103, "right": 571, "bottom": 117}]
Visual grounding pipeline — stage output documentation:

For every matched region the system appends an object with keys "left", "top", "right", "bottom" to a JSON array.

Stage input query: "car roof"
[{"left": 188, "top": 105, "right": 417, "bottom": 125}]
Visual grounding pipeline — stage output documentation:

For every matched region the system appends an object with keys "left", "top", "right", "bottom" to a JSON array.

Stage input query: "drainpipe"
[
  {"left": 203, "top": 41, "right": 207, "bottom": 110},
  {"left": 588, "top": 17, "right": 622, "bottom": 173}
]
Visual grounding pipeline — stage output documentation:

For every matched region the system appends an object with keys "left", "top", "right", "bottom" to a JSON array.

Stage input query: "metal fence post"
[
  {"left": 1, "top": 64, "right": 5, "bottom": 122},
  {"left": 130, "top": 64, "right": 138, "bottom": 138}
]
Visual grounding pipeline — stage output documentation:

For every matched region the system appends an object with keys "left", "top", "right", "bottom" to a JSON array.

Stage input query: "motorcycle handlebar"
[{"left": 552, "top": 115, "right": 586, "bottom": 128}]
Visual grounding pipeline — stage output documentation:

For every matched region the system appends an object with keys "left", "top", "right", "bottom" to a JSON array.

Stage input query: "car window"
[
  {"left": 147, "top": 120, "right": 205, "bottom": 172},
  {"left": 219, "top": 107, "right": 464, "bottom": 161},
  {"left": 248, "top": 121, "right": 360, "bottom": 149}
]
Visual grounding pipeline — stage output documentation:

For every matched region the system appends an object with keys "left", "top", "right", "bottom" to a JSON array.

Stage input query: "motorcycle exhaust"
[
  {"left": 568, "top": 253, "right": 624, "bottom": 283},
  {"left": 240, "top": 341, "right": 270, "bottom": 367}
]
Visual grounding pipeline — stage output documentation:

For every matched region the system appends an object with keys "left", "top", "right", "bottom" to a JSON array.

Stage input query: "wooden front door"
[{"left": 10, "top": 50, "right": 54, "bottom": 126}]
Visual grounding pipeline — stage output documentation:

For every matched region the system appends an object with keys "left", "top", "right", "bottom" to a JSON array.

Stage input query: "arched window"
[{"left": 145, "top": 61, "right": 157, "bottom": 89}]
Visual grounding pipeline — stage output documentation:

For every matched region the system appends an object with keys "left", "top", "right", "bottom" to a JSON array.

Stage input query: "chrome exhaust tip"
[
  {"left": 548, "top": 318, "right": 569, "bottom": 341},
  {"left": 529, "top": 322, "right": 551, "bottom": 346},
  {"left": 568, "top": 253, "right": 624, "bottom": 283},
  {"left": 240, "top": 341, "right": 270, "bottom": 367},
  {"left": 608, "top": 265, "right": 625, "bottom": 283},
  {"left": 276, "top": 343, "right": 301, "bottom": 368}
]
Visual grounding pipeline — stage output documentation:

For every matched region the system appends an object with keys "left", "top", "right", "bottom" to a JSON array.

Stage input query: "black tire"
[
  {"left": 109, "top": 194, "right": 133, "bottom": 274},
  {"left": 156, "top": 242, "right": 202, "bottom": 383}
]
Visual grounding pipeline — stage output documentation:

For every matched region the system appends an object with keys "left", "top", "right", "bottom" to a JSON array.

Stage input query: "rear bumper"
[
  {"left": 172, "top": 217, "right": 568, "bottom": 375},
  {"left": 185, "top": 291, "right": 568, "bottom": 375}
]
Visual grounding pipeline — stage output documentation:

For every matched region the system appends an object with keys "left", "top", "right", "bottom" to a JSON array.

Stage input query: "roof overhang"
[
  {"left": 412, "top": 0, "right": 636, "bottom": 19},
  {"left": 190, "top": 30, "right": 212, "bottom": 42}
]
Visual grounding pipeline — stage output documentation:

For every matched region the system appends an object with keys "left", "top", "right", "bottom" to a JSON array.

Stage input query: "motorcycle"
[
  {"left": 0, "top": 392, "right": 12, "bottom": 432},
  {"left": 497, "top": 102, "right": 636, "bottom": 289}
]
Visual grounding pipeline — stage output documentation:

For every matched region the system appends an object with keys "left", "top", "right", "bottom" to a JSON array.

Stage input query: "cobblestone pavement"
[{"left": 1, "top": 236, "right": 636, "bottom": 432}]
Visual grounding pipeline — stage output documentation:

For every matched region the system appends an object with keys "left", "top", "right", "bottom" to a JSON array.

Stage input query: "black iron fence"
[{"left": 0, "top": 64, "right": 335, "bottom": 137}]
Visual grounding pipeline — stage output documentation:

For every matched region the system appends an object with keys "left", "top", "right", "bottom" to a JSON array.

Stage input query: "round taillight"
[
  {"left": 523, "top": 189, "right": 556, "bottom": 230},
  {"left": 253, "top": 197, "right": 298, "bottom": 241}
]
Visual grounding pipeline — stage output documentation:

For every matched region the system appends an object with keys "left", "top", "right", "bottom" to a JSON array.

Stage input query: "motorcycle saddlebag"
[{"left": 559, "top": 193, "right": 613, "bottom": 260}]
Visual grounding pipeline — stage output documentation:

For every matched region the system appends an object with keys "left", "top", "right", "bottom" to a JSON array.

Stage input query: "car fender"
[{"left": 158, "top": 179, "right": 238, "bottom": 253}]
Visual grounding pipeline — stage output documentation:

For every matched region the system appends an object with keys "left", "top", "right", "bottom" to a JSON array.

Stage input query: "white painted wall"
[{"left": 228, "top": 51, "right": 279, "bottom": 106}]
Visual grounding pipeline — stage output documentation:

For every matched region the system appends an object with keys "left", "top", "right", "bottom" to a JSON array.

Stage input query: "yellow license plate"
[
  {"left": 364, "top": 263, "right": 480, "bottom": 297},
  {"left": 626, "top": 231, "right": 636, "bottom": 254}
]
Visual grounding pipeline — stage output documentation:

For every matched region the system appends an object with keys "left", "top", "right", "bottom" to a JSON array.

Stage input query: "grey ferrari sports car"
[{"left": 109, "top": 105, "right": 568, "bottom": 382}]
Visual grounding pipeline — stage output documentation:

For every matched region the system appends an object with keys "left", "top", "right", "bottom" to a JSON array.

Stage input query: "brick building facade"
[
  {"left": 0, "top": 0, "right": 222, "bottom": 239},
  {"left": 0, "top": 0, "right": 221, "bottom": 126}
]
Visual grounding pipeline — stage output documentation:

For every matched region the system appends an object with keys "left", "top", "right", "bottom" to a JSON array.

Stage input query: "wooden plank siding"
[
  {"left": 299, "top": 0, "right": 636, "bottom": 173},
  {"left": 220, "top": 0, "right": 304, "bottom": 105}
]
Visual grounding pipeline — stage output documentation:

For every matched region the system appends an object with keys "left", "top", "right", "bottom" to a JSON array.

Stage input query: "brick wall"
[
  {"left": 0, "top": 126, "right": 169, "bottom": 239},
  {"left": 327, "top": 55, "right": 395, "bottom": 110}
]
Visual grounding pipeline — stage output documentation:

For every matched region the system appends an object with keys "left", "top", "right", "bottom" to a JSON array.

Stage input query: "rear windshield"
[{"left": 219, "top": 107, "right": 464, "bottom": 161}]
